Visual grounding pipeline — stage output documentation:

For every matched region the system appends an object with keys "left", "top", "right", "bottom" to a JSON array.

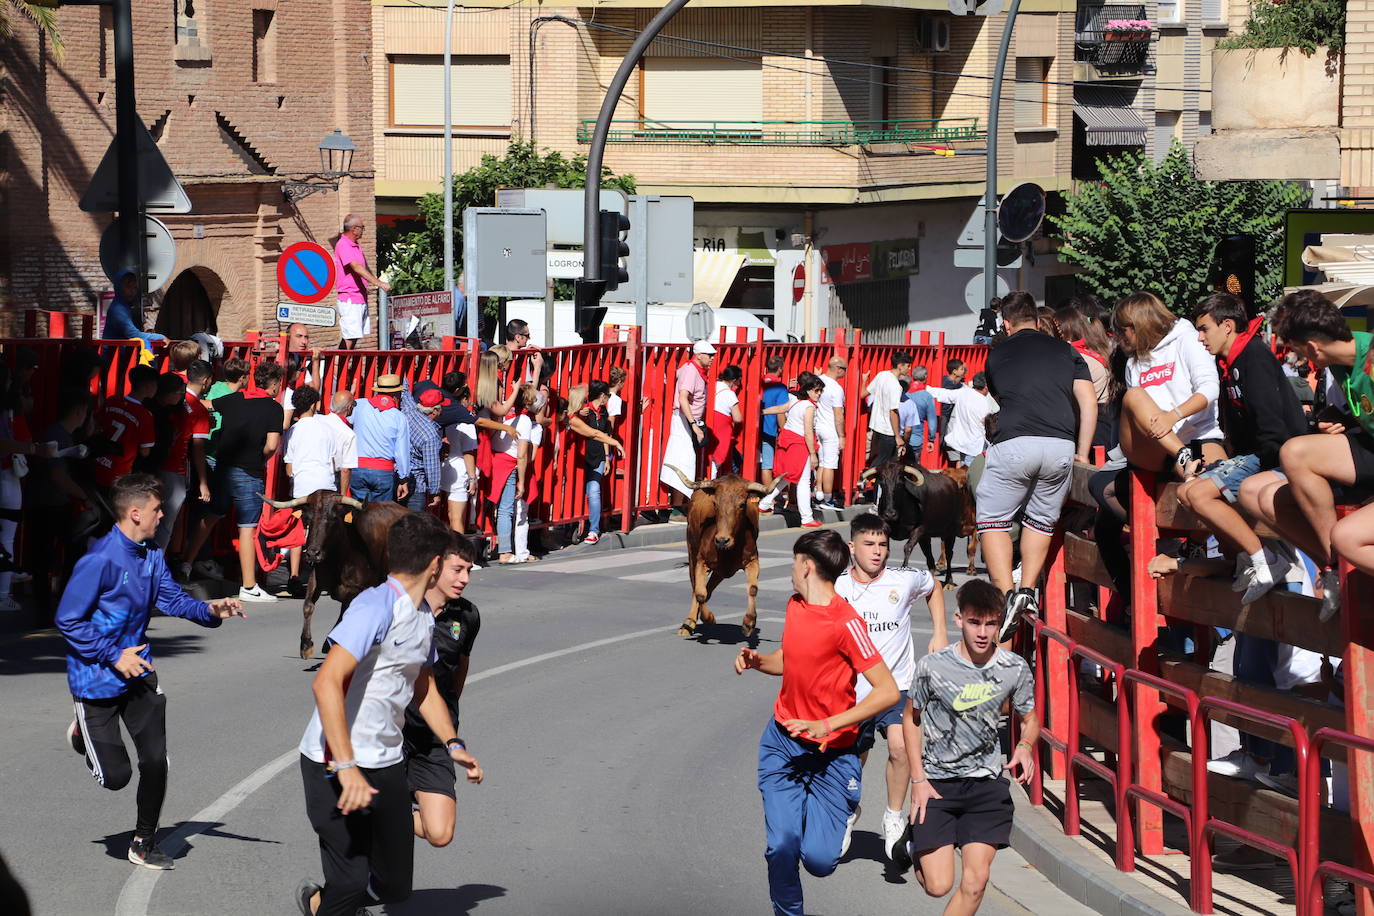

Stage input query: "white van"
[{"left": 504, "top": 300, "right": 782, "bottom": 347}]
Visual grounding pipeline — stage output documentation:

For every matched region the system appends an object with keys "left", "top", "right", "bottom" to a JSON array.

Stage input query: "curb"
[{"left": 1007, "top": 783, "right": 1193, "bottom": 916}]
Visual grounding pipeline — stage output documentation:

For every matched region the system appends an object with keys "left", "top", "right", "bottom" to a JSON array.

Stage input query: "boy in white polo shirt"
[
  {"left": 296, "top": 513, "right": 483, "bottom": 916},
  {"left": 835, "top": 513, "right": 947, "bottom": 864}
]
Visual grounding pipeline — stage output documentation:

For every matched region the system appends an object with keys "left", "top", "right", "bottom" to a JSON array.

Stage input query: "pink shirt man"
[
  {"left": 334, "top": 233, "right": 368, "bottom": 302},
  {"left": 675, "top": 361, "right": 707, "bottom": 420}
]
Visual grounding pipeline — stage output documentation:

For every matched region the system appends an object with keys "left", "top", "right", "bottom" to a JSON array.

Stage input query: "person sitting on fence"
[
  {"left": 1267, "top": 289, "right": 1374, "bottom": 621},
  {"left": 816, "top": 356, "right": 847, "bottom": 507},
  {"left": 566, "top": 381, "right": 624, "bottom": 546},
  {"left": 899, "top": 366, "right": 938, "bottom": 462},
  {"left": 1177, "top": 294, "right": 1307, "bottom": 606},
  {"left": 1113, "top": 291, "right": 1225, "bottom": 479},
  {"left": 759, "top": 355, "right": 790, "bottom": 495},
  {"left": 350, "top": 374, "right": 410, "bottom": 504},
  {"left": 104, "top": 271, "right": 167, "bottom": 347},
  {"left": 710, "top": 365, "right": 743, "bottom": 478},
  {"left": 925, "top": 371, "right": 998, "bottom": 468}
]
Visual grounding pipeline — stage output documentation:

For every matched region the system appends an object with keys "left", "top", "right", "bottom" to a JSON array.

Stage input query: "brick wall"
[{"left": 0, "top": 0, "right": 377, "bottom": 344}]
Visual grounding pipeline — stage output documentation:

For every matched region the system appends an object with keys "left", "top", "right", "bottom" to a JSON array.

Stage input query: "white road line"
[
  {"left": 116, "top": 617, "right": 778, "bottom": 916},
  {"left": 622, "top": 556, "right": 792, "bottom": 583},
  {"left": 518, "top": 549, "right": 680, "bottom": 574}
]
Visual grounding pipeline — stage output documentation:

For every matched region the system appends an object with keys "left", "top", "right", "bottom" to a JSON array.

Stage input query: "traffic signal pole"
[
  {"left": 578, "top": 0, "right": 692, "bottom": 336},
  {"left": 983, "top": 0, "right": 1022, "bottom": 308}
]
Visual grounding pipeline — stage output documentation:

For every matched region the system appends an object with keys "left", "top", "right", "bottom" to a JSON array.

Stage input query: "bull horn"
[
  {"left": 262, "top": 496, "right": 309, "bottom": 509},
  {"left": 901, "top": 466, "right": 926, "bottom": 487},
  {"left": 859, "top": 468, "right": 878, "bottom": 482},
  {"left": 664, "top": 464, "right": 702, "bottom": 491},
  {"left": 745, "top": 480, "right": 771, "bottom": 495},
  {"left": 340, "top": 496, "right": 365, "bottom": 509}
]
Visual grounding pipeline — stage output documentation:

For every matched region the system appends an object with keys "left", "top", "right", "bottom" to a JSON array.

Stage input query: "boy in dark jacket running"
[
  {"left": 1179, "top": 294, "right": 1306, "bottom": 603},
  {"left": 57, "top": 473, "right": 245, "bottom": 870}
]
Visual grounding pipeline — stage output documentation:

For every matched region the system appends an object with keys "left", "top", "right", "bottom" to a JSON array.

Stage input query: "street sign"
[
  {"left": 81, "top": 117, "right": 192, "bottom": 214},
  {"left": 495, "top": 189, "right": 629, "bottom": 246},
  {"left": 277, "top": 241, "right": 336, "bottom": 304},
  {"left": 957, "top": 204, "right": 987, "bottom": 247},
  {"left": 462, "top": 208, "right": 547, "bottom": 298},
  {"left": 998, "top": 182, "right": 1047, "bottom": 244},
  {"left": 964, "top": 271, "right": 1009, "bottom": 312},
  {"left": 99, "top": 215, "right": 176, "bottom": 290},
  {"left": 792, "top": 263, "right": 806, "bottom": 304},
  {"left": 387, "top": 290, "right": 454, "bottom": 348},
  {"left": 547, "top": 249, "right": 585, "bottom": 280},
  {"left": 277, "top": 302, "right": 337, "bottom": 327},
  {"left": 603, "top": 195, "right": 694, "bottom": 305},
  {"left": 949, "top": 0, "right": 1005, "bottom": 14},
  {"left": 685, "top": 302, "right": 715, "bottom": 342}
]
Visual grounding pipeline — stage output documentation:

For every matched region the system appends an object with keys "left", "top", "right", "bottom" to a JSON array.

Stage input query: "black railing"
[{"left": 1075, "top": 2, "right": 1152, "bottom": 70}]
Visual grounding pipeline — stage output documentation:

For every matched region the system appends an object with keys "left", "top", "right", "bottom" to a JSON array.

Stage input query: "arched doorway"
[{"left": 157, "top": 268, "right": 221, "bottom": 339}]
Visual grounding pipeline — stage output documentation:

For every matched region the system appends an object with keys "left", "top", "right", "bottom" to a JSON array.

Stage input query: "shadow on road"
[
  {"left": 686, "top": 621, "right": 764, "bottom": 649},
  {"left": 844, "top": 830, "right": 912, "bottom": 886},
  {"left": 92, "top": 821, "right": 280, "bottom": 862},
  {"left": 382, "top": 882, "right": 507, "bottom": 914},
  {"left": 0, "top": 631, "right": 208, "bottom": 678}
]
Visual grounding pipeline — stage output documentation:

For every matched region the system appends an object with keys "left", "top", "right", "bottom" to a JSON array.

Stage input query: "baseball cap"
[
  {"left": 418, "top": 388, "right": 450, "bottom": 409},
  {"left": 692, "top": 340, "right": 717, "bottom": 355}
]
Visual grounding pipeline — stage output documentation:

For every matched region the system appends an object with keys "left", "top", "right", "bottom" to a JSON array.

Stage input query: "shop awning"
[
  {"left": 688, "top": 251, "right": 747, "bottom": 309},
  {"left": 1074, "top": 87, "right": 1147, "bottom": 147},
  {"left": 1302, "top": 244, "right": 1374, "bottom": 286}
]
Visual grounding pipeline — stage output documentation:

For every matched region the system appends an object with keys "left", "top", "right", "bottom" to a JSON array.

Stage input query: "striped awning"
[
  {"left": 1074, "top": 87, "right": 1147, "bottom": 147},
  {"left": 687, "top": 250, "right": 747, "bottom": 309}
]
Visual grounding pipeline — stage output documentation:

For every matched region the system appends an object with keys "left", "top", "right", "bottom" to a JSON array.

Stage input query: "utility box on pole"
[{"left": 461, "top": 208, "right": 548, "bottom": 338}]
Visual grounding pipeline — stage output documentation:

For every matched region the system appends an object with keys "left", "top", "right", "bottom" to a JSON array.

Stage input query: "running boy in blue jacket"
[{"left": 56, "top": 473, "right": 245, "bottom": 870}]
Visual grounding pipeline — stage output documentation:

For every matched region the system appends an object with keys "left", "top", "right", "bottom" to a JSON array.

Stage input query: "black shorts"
[
  {"left": 1345, "top": 431, "right": 1374, "bottom": 487},
  {"left": 405, "top": 738, "right": 456, "bottom": 800},
  {"left": 909, "top": 776, "right": 1014, "bottom": 855}
]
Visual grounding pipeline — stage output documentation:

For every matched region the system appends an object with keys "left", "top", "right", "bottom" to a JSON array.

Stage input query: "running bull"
[
  {"left": 665, "top": 466, "right": 785, "bottom": 639},
  {"left": 860, "top": 459, "right": 974, "bottom": 589},
  {"left": 264, "top": 491, "right": 410, "bottom": 659}
]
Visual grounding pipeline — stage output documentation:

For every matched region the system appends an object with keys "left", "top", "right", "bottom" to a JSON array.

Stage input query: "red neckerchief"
[
  {"left": 1218, "top": 317, "right": 1264, "bottom": 374},
  {"left": 368, "top": 395, "right": 398, "bottom": 411},
  {"left": 1070, "top": 339, "right": 1109, "bottom": 368},
  {"left": 908, "top": 381, "right": 927, "bottom": 392},
  {"left": 244, "top": 387, "right": 273, "bottom": 400}
]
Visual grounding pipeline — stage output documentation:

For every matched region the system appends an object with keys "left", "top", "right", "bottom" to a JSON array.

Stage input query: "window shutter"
[
  {"left": 1013, "top": 58, "right": 1048, "bottom": 127},
  {"left": 391, "top": 56, "right": 511, "bottom": 127},
  {"left": 642, "top": 58, "right": 763, "bottom": 124},
  {"left": 1200, "top": 0, "right": 1224, "bottom": 22}
]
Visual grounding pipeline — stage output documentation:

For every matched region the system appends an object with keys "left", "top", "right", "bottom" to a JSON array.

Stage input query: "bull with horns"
[{"left": 665, "top": 466, "right": 786, "bottom": 638}]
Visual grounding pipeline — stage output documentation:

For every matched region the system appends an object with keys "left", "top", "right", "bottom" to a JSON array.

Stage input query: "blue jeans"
[
  {"left": 586, "top": 463, "right": 605, "bottom": 535},
  {"left": 401, "top": 477, "right": 427, "bottom": 513},
  {"left": 495, "top": 473, "right": 517, "bottom": 555},
  {"left": 351, "top": 466, "right": 396, "bottom": 503},
  {"left": 1233, "top": 634, "right": 1294, "bottom": 774},
  {"left": 758, "top": 719, "right": 861, "bottom": 916}
]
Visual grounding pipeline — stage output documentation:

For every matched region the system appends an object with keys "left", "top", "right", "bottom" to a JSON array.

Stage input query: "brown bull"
[
  {"left": 938, "top": 465, "right": 980, "bottom": 578},
  {"left": 264, "top": 491, "right": 411, "bottom": 659},
  {"left": 665, "top": 465, "right": 784, "bottom": 639}
]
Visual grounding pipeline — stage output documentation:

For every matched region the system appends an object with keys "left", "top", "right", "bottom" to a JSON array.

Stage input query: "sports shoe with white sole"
[
  {"left": 295, "top": 878, "right": 322, "bottom": 916},
  {"left": 128, "top": 836, "right": 174, "bottom": 870},
  {"left": 840, "top": 804, "right": 861, "bottom": 857},
  {"left": 1206, "top": 748, "right": 1265, "bottom": 781},
  {"left": 997, "top": 588, "right": 1038, "bottom": 643},
  {"left": 192, "top": 558, "right": 225, "bottom": 579},
  {"left": 882, "top": 808, "right": 908, "bottom": 864},
  {"left": 1256, "top": 771, "right": 1299, "bottom": 796},
  {"left": 66, "top": 718, "right": 85, "bottom": 756},
  {"left": 238, "top": 585, "right": 277, "bottom": 603},
  {"left": 1318, "top": 568, "right": 1341, "bottom": 622},
  {"left": 1237, "top": 553, "right": 1291, "bottom": 606}
]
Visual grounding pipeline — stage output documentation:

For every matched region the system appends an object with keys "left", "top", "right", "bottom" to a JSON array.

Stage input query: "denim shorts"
[
  {"left": 760, "top": 434, "right": 776, "bottom": 469},
  {"left": 224, "top": 466, "right": 264, "bottom": 527},
  {"left": 1197, "top": 453, "right": 1263, "bottom": 503}
]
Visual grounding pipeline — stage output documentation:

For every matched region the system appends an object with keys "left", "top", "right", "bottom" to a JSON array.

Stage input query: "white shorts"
[
  {"left": 441, "top": 455, "right": 475, "bottom": 501},
  {"left": 816, "top": 427, "right": 840, "bottom": 469},
  {"left": 338, "top": 297, "right": 369, "bottom": 340}
]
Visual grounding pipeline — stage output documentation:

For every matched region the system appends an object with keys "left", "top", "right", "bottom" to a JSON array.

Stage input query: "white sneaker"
[
  {"left": 1235, "top": 551, "right": 1291, "bottom": 606},
  {"left": 840, "top": 804, "right": 861, "bottom": 857},
  {"left": 1319, "top": 568, "right": 1341, "bottom": 622},
  {"left": 237, "top": 585, "right": 277, "bottom": 603},
  {"left": 193, "top": 558, "right": 224, "bottom": 579},
  {"left": 882, "top": 808, "right": 908, "bottom": 863},
  {"left": 1206, "top": 749, "right": 1265, "bottom": 781},
  {"left": 0, "top": 595, "right": 21, "bottom": 612}
]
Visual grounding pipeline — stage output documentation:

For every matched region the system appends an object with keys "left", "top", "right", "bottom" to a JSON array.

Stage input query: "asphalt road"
[{"left": 0, "top": 525, "right": 1043, "bottom": 916}]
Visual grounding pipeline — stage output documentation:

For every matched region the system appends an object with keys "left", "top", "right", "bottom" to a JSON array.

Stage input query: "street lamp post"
[{"left": 443, "top": 0, "right": 460, "bottom": 334}]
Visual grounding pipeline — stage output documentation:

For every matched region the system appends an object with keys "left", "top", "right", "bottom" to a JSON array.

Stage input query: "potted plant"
[
  {"left": 1104, "top": 18, "right": 1152, "bottom": 41},
  {"left": 1212, "top": 0, "right": 1344, "bottom": 130}
]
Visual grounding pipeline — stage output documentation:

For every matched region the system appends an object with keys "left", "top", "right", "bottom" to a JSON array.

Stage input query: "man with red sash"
[
  {"left": 349, "top": 374, "right": 410, "bottom": 504},
  {"left": 658, "top": 340, "right": 714, "bottom": 522}
]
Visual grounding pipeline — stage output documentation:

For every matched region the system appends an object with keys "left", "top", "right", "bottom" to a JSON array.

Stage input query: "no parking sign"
[{"left": 277, "top": 241, "right": 336, "bottom": 304}]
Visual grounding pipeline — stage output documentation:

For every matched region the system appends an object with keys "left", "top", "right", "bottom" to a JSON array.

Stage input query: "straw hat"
[{"left": 374, "top": 374, "right": 403, "bottom": 394}]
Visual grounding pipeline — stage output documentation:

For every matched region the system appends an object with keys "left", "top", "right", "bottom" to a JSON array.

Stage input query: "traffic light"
[
  {"left": 1212, "top": 234, "right": 1256, "bottom": 314},
  {"left": 598, "top": 208, "right": 630, "bottom": 292}
]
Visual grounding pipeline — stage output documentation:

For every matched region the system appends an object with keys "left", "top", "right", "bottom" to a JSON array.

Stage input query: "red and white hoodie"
[{"left": 1125, "top": 317, "right": 1222, "bottom": 443}]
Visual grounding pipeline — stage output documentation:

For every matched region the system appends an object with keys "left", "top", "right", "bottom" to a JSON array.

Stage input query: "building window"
[
  {"left": 869, "top": 57, "right": 891, "bottom": 125},
  {"left": 1201, "top": 0, "right": 1227, "bottom": 24},
  {"left": 252, "top": 10, "right": 276, "bottom": 83},
  {"left": 1157, "top": 0, "right": 1183, "bottom": 25},
  {"left": 174, "top": 0, "right": 211, "bottom": 64},
  {"left": 1198, "top": 111, "right": 1212, "bottom": 136},
  {"left": 389, "top": 55, "right": 512, "bottom": 129},
  {"left": 641, "top": 57, "right": 763, "bottom": 126},
  {"left": 1014, "top": 58, "right": 1051, "bottom": 129},
  {"left": 1154, "top": 111, "right": 1180, "bottom": 162}
]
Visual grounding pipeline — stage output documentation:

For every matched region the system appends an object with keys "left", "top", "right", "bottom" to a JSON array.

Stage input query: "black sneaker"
[
  {"left": 66, "top": 718, "right": 85, "bottom": 756},
  {"left": 296, "top": 878, "right": 322, "bottom": 916},
  {"left": 128, "top": 836, "right": 175, "bottom": 870},
  {"left": 1174, "top": 445, "right": 1202, "bottom": 479},
  {"left": 998, "top": 588, "right": 1039, "bottom": 643}
]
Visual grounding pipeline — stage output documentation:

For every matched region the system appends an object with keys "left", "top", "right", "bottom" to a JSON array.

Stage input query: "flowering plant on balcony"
[{"left": 1104, "top": 19, "right": 1152, "bottom": 39}]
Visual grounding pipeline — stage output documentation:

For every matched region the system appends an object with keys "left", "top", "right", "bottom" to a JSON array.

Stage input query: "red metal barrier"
[{"left": 1305, "top": 728, "right": 1374, "bottom": 916}]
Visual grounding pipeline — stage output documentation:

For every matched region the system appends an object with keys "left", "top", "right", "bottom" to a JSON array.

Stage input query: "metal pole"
[
  {"left": 379, "top": 288, "right": 390, "bottom": 349},
  {"left": 983, "top": 0, "right": 1022, "bottom": 307},
  {"left": 443, "top": 0, "right": 456, "bottom": 299},
  {"left": 581, "top": 0, "right": 692, "bottom": 312},
  {"left": 112, "top": 0, "right": 142, "bottom": 297},
  {"left": 632, "top": 195, "right": 650, "bottom": 331}
]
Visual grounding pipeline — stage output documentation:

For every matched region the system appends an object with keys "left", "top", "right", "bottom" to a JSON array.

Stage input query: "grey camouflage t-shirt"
[{"left": 908, "top": 644, "right": 1034, "bottom": 780}]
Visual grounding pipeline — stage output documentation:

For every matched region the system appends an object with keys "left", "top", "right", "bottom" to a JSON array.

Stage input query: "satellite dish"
[{"left": 997, "top": 182, "right": 1047, "bottom": 244}]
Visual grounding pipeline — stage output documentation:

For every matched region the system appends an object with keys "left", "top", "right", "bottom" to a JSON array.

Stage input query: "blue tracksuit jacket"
[{"left": 55, "top": 526, "right": 219, "bottom": 700}]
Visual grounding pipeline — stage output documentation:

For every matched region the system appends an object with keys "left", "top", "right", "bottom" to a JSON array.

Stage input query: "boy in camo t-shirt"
[{"left": 901, "top": 579, "right": 1039, "bottom": 913}]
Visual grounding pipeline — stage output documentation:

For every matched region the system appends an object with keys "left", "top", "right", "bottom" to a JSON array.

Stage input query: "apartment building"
[{"left": 1, "top": 0, "right": 377, "bottom": 342}]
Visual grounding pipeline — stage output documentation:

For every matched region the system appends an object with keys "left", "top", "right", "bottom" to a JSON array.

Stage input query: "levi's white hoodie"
[{"left": 1125, "top": 318, "right": 1222, "bottom": 443}]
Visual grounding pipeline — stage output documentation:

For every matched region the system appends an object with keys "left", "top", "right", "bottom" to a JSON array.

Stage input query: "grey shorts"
[{"left": 975, "top": 437, "right": 1074, "bottom": 536}]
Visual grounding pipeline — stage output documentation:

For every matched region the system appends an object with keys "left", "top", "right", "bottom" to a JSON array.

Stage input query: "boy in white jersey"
[
  {"left": 296, "top": 513, "right": 483, "bottom": 916},
  {"left": 835, "top": 513, "right": 947, "bottom": 863}
]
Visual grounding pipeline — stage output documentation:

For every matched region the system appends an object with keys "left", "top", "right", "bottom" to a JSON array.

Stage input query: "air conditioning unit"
[{"left": 917, "top": 16, "right": 952, "bottom": 53}]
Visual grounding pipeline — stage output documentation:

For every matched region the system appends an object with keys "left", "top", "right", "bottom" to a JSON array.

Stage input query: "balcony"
[
  {"left": 577, "top": 118, "right": 985, "bottom": 147},
  {"left": 1075, "top": 3, "right": 1153, "bottom": 79}
]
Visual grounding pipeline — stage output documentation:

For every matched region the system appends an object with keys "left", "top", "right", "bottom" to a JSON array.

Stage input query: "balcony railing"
[
  {"left": 1075, "top": 3, "right": 1153, "bottom": 70},
  {"left": 577, "top": 118, "right": 984, "bottom": 146}
]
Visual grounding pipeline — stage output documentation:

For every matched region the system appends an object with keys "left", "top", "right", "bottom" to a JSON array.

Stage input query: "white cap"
[{"left": 692, "top": 340, "right": 717, "bottom": 355}]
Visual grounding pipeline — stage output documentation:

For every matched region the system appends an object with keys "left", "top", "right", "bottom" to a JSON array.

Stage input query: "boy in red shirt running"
[{"left": 736, "top": 529, "right": 899, "bottom": 916}]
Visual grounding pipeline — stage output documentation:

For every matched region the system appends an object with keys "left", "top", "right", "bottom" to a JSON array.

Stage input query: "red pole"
[
  {"left": 619, "top": 326, "right": 642, "bottom": 533},
  {"left": 1043, "top": 529, "right": 1069, "bottom": 779},
  {"left": 1340, "top": 559, "right": 1374, "bottom": 916},
  {"left": 1129, "top": 470, "right": 1165, "bottom": 854}
]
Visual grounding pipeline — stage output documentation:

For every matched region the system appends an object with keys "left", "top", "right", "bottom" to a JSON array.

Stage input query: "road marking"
[
  {"left": 519, "top": 549, "right": 679, "bottom": 575},
  {"left": 116, "top": 616, "right": 779, "bottom": 916},
  {"left": 622, "top": 555, "right": 791, "bottom": 583}
]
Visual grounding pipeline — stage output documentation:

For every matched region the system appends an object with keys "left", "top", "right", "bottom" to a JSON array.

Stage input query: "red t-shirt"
[
  {"left": 773, "top": 594, "right": 882, "bottom": 750},
  {"left": 93, "top": 396, "right": 156, "bottom": 487},
  {"left": 162, "top": 395, "right": 212, "bottom": 474}
]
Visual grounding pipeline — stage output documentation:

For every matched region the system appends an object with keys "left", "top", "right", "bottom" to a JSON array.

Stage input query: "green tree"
[
  {"left": 1051, "top": 142, "right": 1309, "bottom": 314},
  {"left": 379, "top": 141, "right": 636, "bottom": 296},
  {"left": 1, "top": 1, "right": 64, "bottom": 57}
]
